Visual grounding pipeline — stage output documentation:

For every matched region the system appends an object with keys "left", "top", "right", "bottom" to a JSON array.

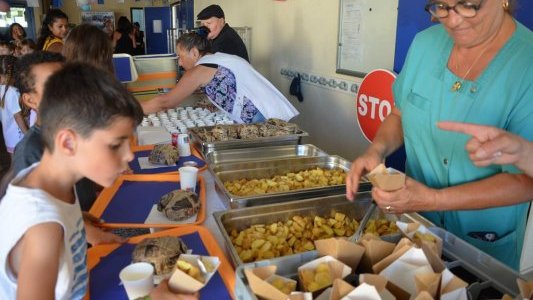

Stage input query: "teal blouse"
[{"left": 393, "top": 21, "right": 533, "bottom": 270}]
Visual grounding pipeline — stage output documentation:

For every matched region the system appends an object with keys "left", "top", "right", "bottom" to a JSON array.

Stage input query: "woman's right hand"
[{"left": 346, "top": 147, "right": 383, "bottom": 201}]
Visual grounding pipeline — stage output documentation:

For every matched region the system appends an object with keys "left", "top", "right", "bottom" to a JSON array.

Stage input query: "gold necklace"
[{"left": 451, "top": 44, "right": 491, "bottom": 92}]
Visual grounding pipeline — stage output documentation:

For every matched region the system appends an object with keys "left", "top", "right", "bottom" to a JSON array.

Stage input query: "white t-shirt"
[
  {"left": 0, "top": 85, "right": 24, "bottom": 150},
  {"left": 0, "top": 164, "right": 88, "bottom": 300}
]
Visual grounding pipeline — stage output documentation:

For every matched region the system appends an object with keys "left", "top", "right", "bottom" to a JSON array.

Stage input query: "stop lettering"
[{"left": 356, "top": 69, "right": 396, "bottom": 142}]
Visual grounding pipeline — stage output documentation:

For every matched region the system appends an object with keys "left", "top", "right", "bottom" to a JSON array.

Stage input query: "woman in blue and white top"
[{"left": 142, "top": 32, "right": 299, "bottom": 124}]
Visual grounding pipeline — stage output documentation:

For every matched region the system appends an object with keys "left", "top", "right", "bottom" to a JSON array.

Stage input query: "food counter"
[{"left": 85, "top": 115, "right": 528, "bottom": 300}]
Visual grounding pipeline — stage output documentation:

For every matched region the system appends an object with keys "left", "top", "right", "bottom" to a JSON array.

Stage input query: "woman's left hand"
[{"left": 371, "top": 176, "right": 439, "bottom": 214}]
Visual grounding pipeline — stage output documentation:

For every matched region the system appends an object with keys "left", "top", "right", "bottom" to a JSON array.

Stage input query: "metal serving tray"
[
  {"left": 189, "top": 125, "right": 309, "bottom": 156},
  {"left": 212, "top": 155, "right": 368, "bottom": 208},
  {"left": 234, "top": 226, "right": 521, "bottom": 300},
  {"left": 204, "top": 144, "right": 329, "bottom": 166},
  {"left": 213, "top": 193, "right": 431, "bottom": 267}
]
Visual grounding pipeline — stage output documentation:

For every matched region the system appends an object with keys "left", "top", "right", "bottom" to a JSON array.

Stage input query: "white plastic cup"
[
  {"left": 119, "top": 262, "right": 154, "bottom": 300},
  {"left": 179, "top": 166, "right": 198, "bottom": 192}
]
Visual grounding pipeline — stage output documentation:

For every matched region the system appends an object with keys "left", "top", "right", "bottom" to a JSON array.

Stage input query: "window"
[{"left": 0, "top": 7, "right": 28, "bottom": 28}]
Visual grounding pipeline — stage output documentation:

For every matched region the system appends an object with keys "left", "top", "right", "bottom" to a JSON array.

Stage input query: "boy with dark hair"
[
  {"left": 0, "top": 63, "right": 143, "bottom": 299},
  {"left": 12, "top": 51, "right": 65, "bottom": 174},
  {"left": 6, "top": 52, "right": 128, "bottom": 246},
  {"left": 12, "top": 52, "right": 103, "bottom": 215}
]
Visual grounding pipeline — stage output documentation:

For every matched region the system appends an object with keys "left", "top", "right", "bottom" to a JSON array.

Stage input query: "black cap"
[{"left": 197, "top": 5, "right": 225, "bottom": 20}]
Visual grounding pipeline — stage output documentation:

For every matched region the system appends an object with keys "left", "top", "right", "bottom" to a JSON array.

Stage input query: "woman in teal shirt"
[{"left": 346, "top": 0, "right": 533, "bottom": 270}]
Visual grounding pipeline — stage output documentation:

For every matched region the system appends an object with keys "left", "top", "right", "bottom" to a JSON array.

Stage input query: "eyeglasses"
[{"left": 425, "top": 0, "right": 484, "bottom": 19}]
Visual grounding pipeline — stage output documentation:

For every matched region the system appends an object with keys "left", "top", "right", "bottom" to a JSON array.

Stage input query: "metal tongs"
[{"left": 348, "top": 201, "right": 377, "bottom": 243}]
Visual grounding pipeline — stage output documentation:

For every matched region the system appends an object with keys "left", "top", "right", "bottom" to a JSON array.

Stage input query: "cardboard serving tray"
[
  {"left": 89, "top": 174, "right": 206, "bottom": 228},
  {"left": 86, "top": 226, "right": 235, "bottom": 300},
  {"left": 128, "top": 144, "right": 207, "bottom": 174}
]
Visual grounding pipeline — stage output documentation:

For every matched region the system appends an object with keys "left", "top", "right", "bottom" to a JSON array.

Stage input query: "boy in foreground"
[
  {"left": 4, "top": 51, "right": 122, "bottom": 245},
  {"left": 0, "top": 63, "right": 196, "bottom": 299},
  {"left": 0, "top": 62, "right": 139, "bottom": 298}
]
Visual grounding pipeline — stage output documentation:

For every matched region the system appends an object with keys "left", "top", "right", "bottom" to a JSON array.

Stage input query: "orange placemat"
[
  {"left": 87, "top": 226, "right": 235, "bottom": 299},
  {"left": 90, "top": 174, "right": 206, "bottom": 228}
]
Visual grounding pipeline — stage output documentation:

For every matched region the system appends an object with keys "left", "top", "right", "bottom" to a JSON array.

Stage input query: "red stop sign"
[{"left": 356, "top": 69, "right": 396, "bottom": 142}]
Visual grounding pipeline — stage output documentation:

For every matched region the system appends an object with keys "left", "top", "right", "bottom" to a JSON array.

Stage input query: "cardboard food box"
[
  {"left": 342, "top": 283, "right": 382, "bottom": 300},
  {"left": 359, "top": 274, "right": 397, "bottom": 300},
  {"left": 315, "top": 279, "right": 355, "bottom": 300},
  {"left": 396, "top": 221, "right": 444, "bottom": 270},
  {"left": 244, "top": 265, "right": 307, "bottom": 300},
  {"left": 439, "top": 269, "right": 468, "bottom": 300},
  {"left": 358, "top": 233, "right": 397, "bottom": 273},
  {"left": 517, "top": 278, "right": 533, "bottom": 299},
  {"left": 168, "top": 254, "right": 220, "bottom": 293},
  {"left": 298, "top": 255, "right": 352, "bottom": 294},
  {"left": 375, "top": 247, "right": 434, "bottom": 299},
  {"left": 314, "top": 238, "right": 365, "bottom": 271},
  {"left": 414, "top": 291, "right": 434, "bottom": 300},
  {"left": 367, "top": 164, "right": 406, "bottom": 191},
  {"left": 372, "top": 244, "right": 467, "bottom": 300},
  {"left": 414, "top": 272, "right": 441, "bottom": 299}
]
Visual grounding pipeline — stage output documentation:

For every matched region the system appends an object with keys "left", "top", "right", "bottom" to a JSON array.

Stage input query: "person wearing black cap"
[{"left": 197, "top": 4, "right": 249, "bottom": 62}]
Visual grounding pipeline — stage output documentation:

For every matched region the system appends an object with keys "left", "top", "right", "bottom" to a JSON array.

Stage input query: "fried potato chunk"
[{"left": 223, "top": 167, "right": 347, "bottom": 196}]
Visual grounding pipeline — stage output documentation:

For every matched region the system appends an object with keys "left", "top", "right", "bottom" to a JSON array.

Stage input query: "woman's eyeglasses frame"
[{"left": 424, "top": 0, "right": 485, "bottom": 19}]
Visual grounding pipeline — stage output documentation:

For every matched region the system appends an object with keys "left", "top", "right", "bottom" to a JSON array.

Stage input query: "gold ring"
[{"left": 386, "top": 205, "right": 392, "bottom": 212}]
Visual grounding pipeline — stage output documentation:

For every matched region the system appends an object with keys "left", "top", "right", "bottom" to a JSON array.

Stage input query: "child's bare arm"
[
  {"left": 15, "top": 222, "right": 63, "bottom": 300},
  {"left": 13, "top": 112, "right": 29, "bottom": 134},
  {"left": 85, "top": 221, "right": 126, "bottom": 246}
]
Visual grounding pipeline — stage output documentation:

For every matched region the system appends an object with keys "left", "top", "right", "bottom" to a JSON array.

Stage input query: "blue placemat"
[
  {"left": 129, "top": 150, "right": 205, "bottom": 174},
  {"left": 89, "top": 232, "right": 232, "bottom": 300},
  {"left": 100, "top": 181, "right": 201, "bottom": 224}
]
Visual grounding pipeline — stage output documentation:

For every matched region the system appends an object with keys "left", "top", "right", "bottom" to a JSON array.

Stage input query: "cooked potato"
[
  {"left": 300, "top": 263, "right": 332, "bottom": 292},
  {"left": 270, "top": 277, "right": 297, "bottom": 295},
  {"left": 230, "top": 211, "right": 399, "bottom": 263},
  {"left": 413, "top": 231, "right": 437, "bottom": 243},
  {"left": 364, "top": 219, "right": 399, "bottom": 236},
  {"left": 223, "top": 167, "right": 347, "bottom": 196},
  {"left": 231, "top": 213, "right": 351, "bottom": 262},
  {"left": 176, "top": 260, "right": 204, "bottom": 283}
]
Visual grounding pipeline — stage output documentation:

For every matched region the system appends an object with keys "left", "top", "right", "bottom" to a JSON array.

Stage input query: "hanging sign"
[{"left": 356, "top": 69, "right": 396, "bottom": 142}]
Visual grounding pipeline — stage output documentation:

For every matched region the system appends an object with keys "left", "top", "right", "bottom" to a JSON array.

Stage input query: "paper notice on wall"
[
  {"left": 339, "top": 0, "right": 363, "bottom": 71},
  {"left": 153, "top": 20, "right": 162, "bottom": 33}
]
